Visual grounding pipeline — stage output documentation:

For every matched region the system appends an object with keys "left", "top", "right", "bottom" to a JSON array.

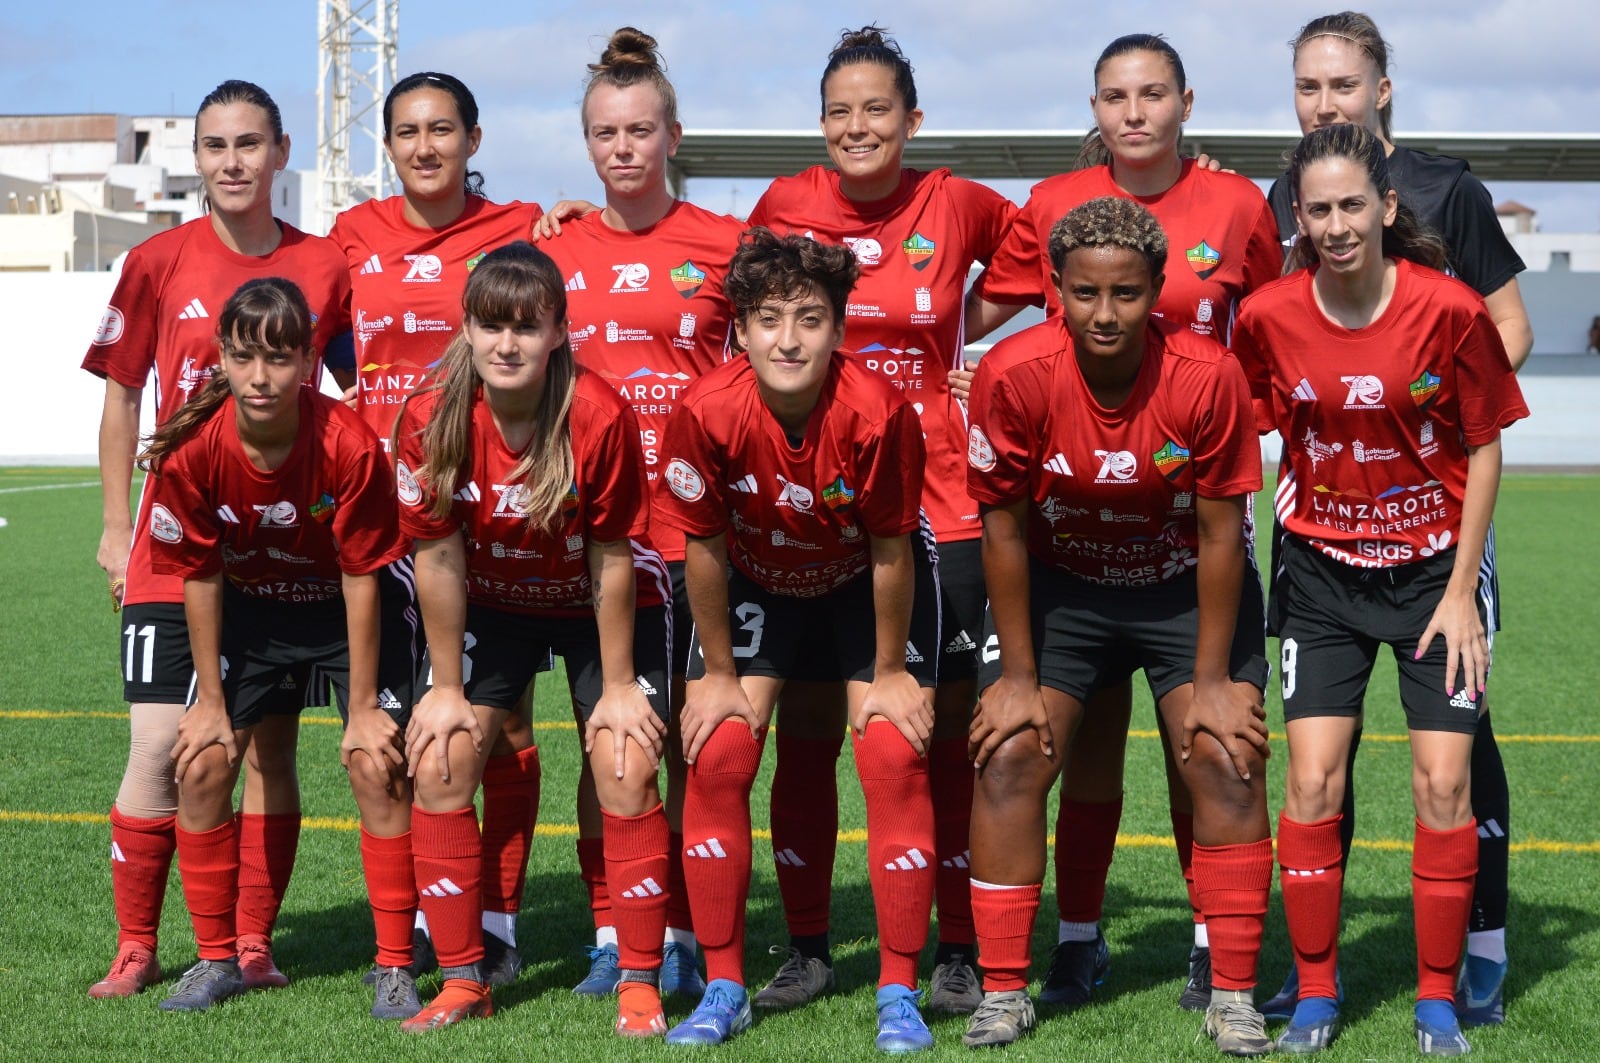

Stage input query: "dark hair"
[
  {"left": 1075, "top": 33, "right": 1188, "bottom": 170},
  {"left": 193, "top": 80, "right": 284, "bottom": 149},
  {"left": 820, "top": 25, "right": 918, "bottom": 114},
  {"left": 1285, "top": 124, "right": 1447, "bottom": 274},
  {"left": 139, "top": 278, "right": 312, "bottom": 473},
  {"left": 396, "top": 242, "right": 577, "bottom": 532},
  {"left": 384, "top": 72, "right": 485, "bottom": 196},
  {"left": 582, "top": 27, "right": 679, "bottom": 130},
  {"left": 724, "top": 228, "right": 860, "bottom": 328},
  {"left": 1047, "top": 196, "right": 1168, "bottom": 282},
  {"left": 1292, "top": 11, "right": 1394, "bottom": 140}
]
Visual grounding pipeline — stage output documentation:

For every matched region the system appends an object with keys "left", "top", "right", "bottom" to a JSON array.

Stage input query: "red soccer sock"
[
  {"left": 1054, "top": 797, "right": 1123, "bottom": 924},
  {"left": 1413, "top": 819, "right": 1478, "bottom": 1003},
  {"left": 109, "top": 805, "right": 176, "bottom": 950},
  {"left": 235, "top": 811, "right": 300, "bottom": 940},
  {"left": 854, "top": 722, "right": 935, "bottom": 989},
  {"left": 577, "top": 836, "right": 612, "bottom": 934},
  {"left": 479, "top": 745, "right": 540, "bottom": 918},
  {"left": 176, "top": 820, "right": 240, "bottom": 961},
  {"left": 1172, "top": 809, "right": 1203, "bottom": 925},
  {"left": 770, "top": 729, "right": 843, "bottom": 937},
  {"left": 412, "top": 806, "right": 485, "bottom": 970},
  {"left": 665, "top": 832, "right": 692, "bottom": 934},
  {"left": 605, "top": 804, "right": 671, "bottom": 972},
  {"left": 1193, "top": 838, "right": 1273, "bottom": 991},
  {"left": 360, "top": 828, "right": 417, "bottom": 969},
  {"left": 929, "top": 737, "right": 975, "bottom": 947},
  {"left": 1278, "top": 814, "right": 1344, "bottom": 999},
  {"left": 682, "top": 720, "right": 764, "bottom": 986},
  {"left": 971, "top": 881, "right": 1042, "bottom": 993}
]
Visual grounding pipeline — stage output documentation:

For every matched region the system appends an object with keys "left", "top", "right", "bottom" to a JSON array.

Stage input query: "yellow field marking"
[{"left": 3, "top": 810, "right": 1596, "bottom": 855}]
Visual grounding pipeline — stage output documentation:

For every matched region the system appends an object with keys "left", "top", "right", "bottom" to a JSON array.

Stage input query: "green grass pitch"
[{"left": 1, "top": 467, "right": 1597, "bottom": 1060}]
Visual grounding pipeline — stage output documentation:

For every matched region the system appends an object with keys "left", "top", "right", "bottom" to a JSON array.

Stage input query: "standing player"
[
  {"left": 657, "top": 229, "right": 940, "bottom": 1052},
  {"left": 138, "top": 278, "right": 416, "bottom": 1013},
  {"left": 82, "top": 80, "right": 351, "bottom": 1000},
  {"left": 1258, "top": 12, "right": 1531, "bottom": 1026},
  {"left": 1232, "top": 124, "right": 1526, "bottom": 1056},
  {"left": 962, "top": 33, "right": 1282, "bottom": 1010},
  {"left": 962, "top": 197, "right": 1273, "bottom": 1055},
  {"left": 537, "top": 26, "right": 742, "bottom": 999},
  {"left": 328, "top": 71, "right": 546, "bottom": 984},
  {"left": 392, "top": 242, "right": 673, "bottom": 1037},
  {"left": 741, "top": 26, "right": 1015, "bottom": 1014}
]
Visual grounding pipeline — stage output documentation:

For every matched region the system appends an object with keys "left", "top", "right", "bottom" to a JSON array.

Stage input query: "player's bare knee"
[
  {"left": 979, "top": 734, "right": 1056, "bottom": 800},
  {"left": 1285, "top": 762, "right": 1343, "bottom": 821},
  {"left": 1412, "top": 766, "right": 1471, "bottom": 828}
]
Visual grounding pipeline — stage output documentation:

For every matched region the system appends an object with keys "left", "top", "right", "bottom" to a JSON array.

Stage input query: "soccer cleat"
[
  {"left": 88, "top": 942, "right": 162, "bottom": 999},
  {"left": 1275, "top": 997, "right": 1339, "bottom": 1055},
  {"left": 1260, "top": 964, "right": 1345, "bottom": 1021},
  {"left": 928, "top": 954, "right": 984, "bottom": 1014},
  {"left": 159, "top": 958, "right": 244, "bottom": 1013},
  {"left": 1038, "top": 931, "right": 1110, "bottom": 1008},
  {"left": 962, "top": 989, "right": 1036, "bottom": 1048},
  {"left": 573, "top": 943, "right": 621, "bottom": 996},
  {"left": 875, "top": 985, "right": 934, "bottom": 1053},
  {"left": 370, "top": 965, "right": 422, "bottom": 1020},
  {"left": 665, "top": 979, "right": 752, "bottom": 1045},
  {"left": 400, "top": 978, "right": 492, "bottom": 1033},
  {"left": 481, "top": 931, "right": 523, "bottom": 987},
  {"left": 1179, "top": 945, "right": 1213, "bottom": 1012},
  {"left": 362, "top": 926, "right": 438, "bottom": 986},
  {"left": 1455, "top": 955, "right": 1506, "bottom": 1027},
  {"left": 661, "top": 941, "right": 707, "bottom": 999},
  {"left": 1203, "top": 996, "right": 1273, "bottom": 1057},
  {"left": 236, "top": 933, "right": 289, "bottom": 990},
  {"left": 752, "top": 945, "right": 835, "bottom": 1010},
  {"left": 616, "top": 980, "right": 668, "bottom": 1038},
  {"left": 1416, "top": 1000, "right": 1473, "bottom": 1056}
]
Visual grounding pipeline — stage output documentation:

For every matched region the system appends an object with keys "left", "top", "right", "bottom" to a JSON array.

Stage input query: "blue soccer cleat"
[
  {"left": 665, "top": 979, "right": 753, "bottom": 1046},
  {"left": 875, "top": 984, "right": 934, "bottom": 1053}
]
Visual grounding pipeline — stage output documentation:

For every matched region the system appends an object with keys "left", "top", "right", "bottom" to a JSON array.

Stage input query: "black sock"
[
  {"left": 790, "top": 932, "right": 832, "bottom": 965},
  {"left": 1339, "top": 726, "right": 1362, "bottom": 870},
  {"left": 933, "top": 940, "right": 972, "bottom": 967},
  {"left": 1470, "top": 710, "right": 1511, "bottom": 933}
]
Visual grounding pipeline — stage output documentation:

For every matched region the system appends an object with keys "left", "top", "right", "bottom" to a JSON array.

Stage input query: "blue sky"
[{"left": 3, "top": 0, "right": 1596, "bottom": 228}]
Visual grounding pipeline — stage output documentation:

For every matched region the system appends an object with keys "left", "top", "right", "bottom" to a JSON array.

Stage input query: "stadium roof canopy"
[{"left": 670, "top": 129, "right": 1600, "bottom": 190}]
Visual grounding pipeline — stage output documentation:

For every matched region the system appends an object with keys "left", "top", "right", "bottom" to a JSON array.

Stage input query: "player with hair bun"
[
  {"left": 138, "top": 277, "right": 415, "bottom": 1014},
  {"left": 1233, "top": 123, "right": 1526, "bottom": 1057},
  {"left": 329, "top": 70, "right": 550, "bottom": 990},
  {"left": 741, "top": 25, "right": 1016, "bottom": 1016},
  {"left": 963, "top": 196, "right": 1274, "bottom": 1055},
  {"left": 82, "top": 79, "right": 351, "bottom": 1002},
  {"left": 392, "top": 242, "right": 672, "bottom": 1036},
  {"left": 536, "top": 25, "right": 742, "bottom": 1000},
  {"left": 658, "top": 228, "right": 941, "bottom": 1052}
]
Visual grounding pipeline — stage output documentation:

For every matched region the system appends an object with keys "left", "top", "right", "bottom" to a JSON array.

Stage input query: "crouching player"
[
  {"left": 656, "top": 228, "right": 941, "bottom": 1052},
  {"left": 962, "top": 198, "right": 1275, "bottom": 1055},
  {"left": 393, "top": 242, "right": 673, "bottom": 1036},
  {"left": 140, "top": 278, "right": 418, "bottom": 1014}
]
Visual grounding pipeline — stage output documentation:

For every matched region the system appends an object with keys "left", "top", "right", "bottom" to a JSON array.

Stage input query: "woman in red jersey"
[
  {"left": 392, "top": 242, "right": 672, "bottom": 1037},
  {"left": 1232, "top": 124, "right": 1526, "bottom": 1057},
  {"left": 81, "top": 80, "right": 351, "bottom": 1002},
  {"left": 657, "top": 228, "right": 939, "bottom": 1052},
  {"left": 962, "top": 34, "right": 1282, "bottom": 1010},
  {"left": 536, "top": 27, "right": 742, "bottom": 999},
  {"left": 963, "top": 196, "right": 1273, "bottom": 1055},
  {"left": 739, "top": 26, "right": 1015, "bottom": 1014},
  {"left": 137, "top": 278, "right": 415, "bottom": 1015},
  {"left": 328, "top": 71, "right": 547, "bottom": 986},
  {"left": 1257, "top": 13, "right": 1530, "bottom": 1027}
]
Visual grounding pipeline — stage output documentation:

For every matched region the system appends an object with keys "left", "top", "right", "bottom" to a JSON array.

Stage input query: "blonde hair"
[
  {"left": 1291, "top": 12, "right": 1394, "bottom": 140},
  {"left": 581, "top": 27, "right": 678, "bottom": 130},
  {"left": 395, "top": 243, "right": 577, "bottom": 533}
]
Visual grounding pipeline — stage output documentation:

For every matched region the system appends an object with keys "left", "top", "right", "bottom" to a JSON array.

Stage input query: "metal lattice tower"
[{"left": 316, "top": 0, "right": 399, "bottom": 234}]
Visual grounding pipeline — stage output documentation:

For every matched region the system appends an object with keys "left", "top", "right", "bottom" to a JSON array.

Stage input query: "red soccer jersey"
[
  {"left": 393, "top": 371, "right": 662, "bottom": 617},
  {"left": 147, "top": 390, "right": 407, "bottom": 603},
  {"left": 81, "top": 216, "right": 354, "bottom": 606},
  {"left": 540, "top": 202, "right": 743, "bottom": 563},
  {"left": 328, "top": 195, "right": 544, "bottom": 441},
  {"left": 1233, "top": 259, "right": 1527, "bottom": 569},
  {"left": 976, "top": 160, "right": 1280, "bottom": 342},
  {"left": 657, "top": 355, "right": 926, "bottom": 598},
  {"left": 749, "top": 167, "right": 1016, "bottom": 546},
  {"left": 966, "top": 318, "right": 1261, "bottom": 587}
]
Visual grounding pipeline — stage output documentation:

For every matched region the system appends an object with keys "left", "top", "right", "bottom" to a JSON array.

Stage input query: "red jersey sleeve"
[
  {"left": 853, "top": 400, "right": 926, "bottom": 538},
  {"left": 657, "top": 400, "right": 729, "bottom": 538},
  {"left": 575, "top": 395, "right": 651, "bottom": 544},
  {"left": 1241, "top": 196, "right": 1285, "bottom": 298},
  {"left": 1452, "top": 306, "right": 1528, "bottom": 446},
  {"left": 393, "top": 392, "right": 459, "bottom": 543},
  {"left": 1190, "top": 353, "right": 1264, "bottom": 498},
  {"left": 147, "top": 445, "right": 224, "bottom": 581},
  {"left": 965, "top": 343, "right": 1046, "bottom": 506},
  {"left": 328, "top": 418, "right": 408, "bottom": 574},
  {"left": 81, "top": 245, "right": 160, "bottom": 387},
  {"left": 1229, "top": 291, "right": 1280, "bottom": 435},
  {"left": 973, "top": 192, "right": 1048, "bottom": 308},
  {"left": 954, "top": 179, "right": 1020, "bottom": 266}
]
